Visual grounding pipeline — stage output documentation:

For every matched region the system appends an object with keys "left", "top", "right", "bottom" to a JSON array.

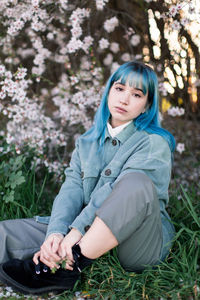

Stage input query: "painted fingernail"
[
  {"left": 35, "top": 263, "right": 40, "bottom": 274},
  {"left": 43, "top": 265, "right": 48, "bottom": 272}
]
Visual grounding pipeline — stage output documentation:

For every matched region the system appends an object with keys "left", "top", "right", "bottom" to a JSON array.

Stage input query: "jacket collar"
[{"left": 104, "top": 121, "right": 137, "bottom": 144}]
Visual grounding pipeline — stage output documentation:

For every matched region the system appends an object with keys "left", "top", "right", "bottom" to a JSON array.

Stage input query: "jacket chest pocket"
[{"left": 81, "top": 168, "right": 100, "bottom": 204}]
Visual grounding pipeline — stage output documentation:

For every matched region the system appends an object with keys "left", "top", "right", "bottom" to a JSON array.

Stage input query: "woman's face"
[{"left": 108, "top": 80, "right": 148, "bottom": 128}]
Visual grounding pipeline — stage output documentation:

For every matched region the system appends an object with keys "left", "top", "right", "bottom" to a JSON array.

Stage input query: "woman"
[{"left": 0, "top": 61, "right": 175, "bottom": 294}]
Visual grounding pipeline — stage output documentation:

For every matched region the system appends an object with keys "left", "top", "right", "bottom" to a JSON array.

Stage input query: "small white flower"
[
  {"left": 96, "top": 0, "right": 109, "bottom": 10},
  {"left": 99, "top": 38, "right": 109, "bottom": 49},
  {"left": 121, "top": 52, "right": 131, "bottom": 62},
  {"left": 159, "top": 82, "right": 167, "bottom": 96},
  {"left": 181, "top": 18, "right": 190, "bottom": 26},
  {"left": 104, "top": 17, "right": 119, "bottom": 33},
  {"left": 31, "top": 0, "right": 39, "bottom": 6},
  {"left": 0, "top": 65, "right": 6, "bottom": 75},
  {"left": 172, "top": 20, "right": 181, "bottom": 31},
  {"left": 188, "top": 5, "right": 195, "bottom": 15},
  {"left": 157, "top": 64, "right": 162, "bottom": 72},
  {"left": 103, "top": 53, "right": 113, "bottom": 66},
  {"left": 176, "top": 143, "right": 185, "bottom": 154},
  {"left": 15, "top": 67, "right": 27, "bottom": 80},
  {"left": 59, "top": 0, "right": 68, "bottom": 10},
  {"left": 111, "top": 62, "right": 120, "bottom": 73},
  {"left": 167, "top": 106, "right": 185, "bottom": 117},
  {"left": 135, "top": 54, "right": 142, "bottom": 60},
  {"left": 110, "top": 42, "right": 119, "bottom": 53},
  {"left": 0, "top": 91, "right": 6, "bottom": 99},
  {"left": 82, "top": 35, "right": 94, "bottom": 53},
  {"left": 71, "top": 25, "right": 82, "bottom": 39},
  {"left": 47, "top": 32, "right": 54, "bottom": 40},
  {"left": 169, "top": 5, "right": 178, "bottom": 17},
  {"left": 130, "top": 34, "right": 141, "bottom": 46}
]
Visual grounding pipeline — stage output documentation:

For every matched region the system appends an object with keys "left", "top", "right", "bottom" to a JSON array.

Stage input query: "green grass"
[
  {"left": 58, "top": 185, "right": 200, "bottom": 300},
  {"left": 0, "top": 154, "right": 199, "bottom": 299}
]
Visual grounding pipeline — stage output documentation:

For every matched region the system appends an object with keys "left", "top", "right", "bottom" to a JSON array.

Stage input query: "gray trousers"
[{"left": 0, "top": 173, "right": 163, "bottom": 271}]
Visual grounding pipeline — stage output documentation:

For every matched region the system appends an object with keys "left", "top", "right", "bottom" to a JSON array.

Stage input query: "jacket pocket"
[{"left": 82, "top": 167, "right": 100, "bottom": 204}]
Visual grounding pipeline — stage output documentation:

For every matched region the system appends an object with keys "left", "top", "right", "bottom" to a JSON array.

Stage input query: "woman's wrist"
[
  {"left": 46, "top": 232, "right": 64, "bottom": 240},
  {"left": 69, "top": 228, "right": 82, "bottom": 240}
]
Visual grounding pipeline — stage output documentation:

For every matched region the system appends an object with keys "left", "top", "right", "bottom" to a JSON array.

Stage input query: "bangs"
[{"left": 112, "top": 66, "right": 149, "bottom": 95}]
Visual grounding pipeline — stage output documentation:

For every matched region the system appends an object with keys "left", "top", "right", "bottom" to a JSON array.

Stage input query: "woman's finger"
[
  {"left": 59, "top": 242, "right": 74, "bottom": 262},
  {"left": 51, "top": 235, "right": 63, "bottom": 253},
  {"left": 64, "top": 260, "right": 74, "bottom": 271},
  {"left": 40, "top": 243, "right": 61, "bottom": 262},
  {"left": 40, "top": 255, "right": 59, "bottom": 269},
  {"left": 33, "top": 251, "right": 40, "bottom": 265}
]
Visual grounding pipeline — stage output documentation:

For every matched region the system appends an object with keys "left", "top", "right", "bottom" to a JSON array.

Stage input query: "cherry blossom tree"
[{"left": 0, "top": 0, "right": 199, "bottom": 176}]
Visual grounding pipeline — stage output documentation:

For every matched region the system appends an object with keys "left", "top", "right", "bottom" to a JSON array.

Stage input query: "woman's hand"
[
  {"left": 58, "top": 228, "right": 82, "bottom": 270},
  {"left": 33, "top": 233, "right": 64, "bottom": 269}
]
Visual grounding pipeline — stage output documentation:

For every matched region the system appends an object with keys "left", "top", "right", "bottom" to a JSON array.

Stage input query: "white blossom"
[
  {"left": 82, "top": 36, "right": 94, "bottom": 53},
  {"left": 47, "top": 32, "right": 54, "bottom": 40},
  {"left": 31, "top": 0, "right": 39, "bottom": 7},
  {"left": 167, "top": 106, "right": 185, "bottom": 117},
  {"left": 67, "top": 38, "right": 83, "bottom": 53},
  {"left": 181, "top": 18, "right": 190, "bottom": 26},
  {"left": 59, "top": 0, "right": 68, "bottom": 10},
  {"left": 15, "top": 67, "right": 27, "bottom": 80},
  {"left": 130, "top": 34, "right": 141, "bottom": 46},
  {"left": 111, "top": 62, "right": 120, "bottom": 73},
  {"left": 121, "top": 53, "right": 131, "bottom": 62},
  {"left": 71, "top": 25, "right": 82, "bottom": 39},
  {"left": 171, "top": 20, "right": 181, "bottom": 31},
  {"left": 103, "top": 53, "right": 113, "bottom": 66},
  {"left": 0, "top": 65, "right": 6, "bottom": 75},
  {"left": 110, "top": 42, "right": 119, "bottom": 53},
  {"left": 96, "top": 0, "right": 109, "bottom": 10},
  {"left": 159, "top": 82, "right": 167, "bottom": 96},
  {"left": 99, "top": 38, "right": 109, "bottom": 49},
  {"left": 7, "top": 19, "right": 25, "bottom": 36},
  {"left": 176, "top": 143, "right": 185, "bottom": 154},
  {"left": 104, "top": 17, "right": 119, "bottom": 33},
  {"left": 0, "top": 91, "right": 6, "bottom": 99},
  {"left": 169, "top": 5, "right": 179, "bottom": 17}
]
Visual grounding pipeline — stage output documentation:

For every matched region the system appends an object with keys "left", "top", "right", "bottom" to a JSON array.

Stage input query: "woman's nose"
[{"left": 120, "top": 92, "right": 129, "bottom": 105}]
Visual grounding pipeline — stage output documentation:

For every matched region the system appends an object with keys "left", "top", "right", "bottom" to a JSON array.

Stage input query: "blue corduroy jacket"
[{"left": 36, "top": 121, "right": 174, "bottom": 260}]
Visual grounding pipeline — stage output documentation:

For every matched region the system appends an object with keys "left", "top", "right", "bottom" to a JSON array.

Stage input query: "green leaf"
[
  {"left": 3, "top": 190, "right": 14, "bottom": 203},
  {"left": 7, "top": 171, "right": 25, "bottom": 189}
]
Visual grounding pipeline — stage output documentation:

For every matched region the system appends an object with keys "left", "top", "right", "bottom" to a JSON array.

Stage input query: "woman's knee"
[{"left": 114, "top": 172, "right": 157, "bottom": 206}]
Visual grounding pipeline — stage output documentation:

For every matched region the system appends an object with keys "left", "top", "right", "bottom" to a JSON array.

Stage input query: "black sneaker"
[{"left": 0, "top": 244, "right": 93, "bottom": 295}]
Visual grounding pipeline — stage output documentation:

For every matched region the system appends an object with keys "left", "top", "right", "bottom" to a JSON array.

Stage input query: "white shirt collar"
[{"left": 107, "top": 121, "right": 132, "bottom": 138}]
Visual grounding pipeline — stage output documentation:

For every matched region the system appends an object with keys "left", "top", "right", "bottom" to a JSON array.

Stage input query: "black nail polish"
[
  {"left": 35, "top": 263, "right": 40, "bottom": 274},
  {"left": 43, "top": 265, "right": 48, "bottom": 273}
]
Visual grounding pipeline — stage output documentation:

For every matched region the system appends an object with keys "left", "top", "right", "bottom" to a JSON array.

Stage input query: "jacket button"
[
  {"left": 112, "top": 139, "right": 117, "bottom": 146},
  {"left": 105, "top": 169, "right": 111, "bottom": 176},
  {"left": 81, "top": 171, "right": 84, "bottom": 178}
]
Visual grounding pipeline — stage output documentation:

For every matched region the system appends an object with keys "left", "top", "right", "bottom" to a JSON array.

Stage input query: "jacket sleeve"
[
  {"left": 69, "top": 134, "right": 172, "bottom": 235},
  {"left": 46, "top": 139, "right": 84, "bottom": 238}
]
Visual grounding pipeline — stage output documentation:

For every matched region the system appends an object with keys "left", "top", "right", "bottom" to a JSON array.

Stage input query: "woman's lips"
[{"left": 115, "top": 106, "right": 127, "bottom": 113}]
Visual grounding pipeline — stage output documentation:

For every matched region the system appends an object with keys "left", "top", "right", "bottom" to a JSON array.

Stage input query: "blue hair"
[{"left": 84, "top": 61, "right": 175, "bottom": 152}]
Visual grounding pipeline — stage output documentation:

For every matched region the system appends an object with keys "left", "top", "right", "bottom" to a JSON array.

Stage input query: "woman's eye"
[
  {"left": 133, "top": 93, "right": 141, "bottom": 98},
  {"left": 115, "top": 87, "right": 123, "bottom": 91}
]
